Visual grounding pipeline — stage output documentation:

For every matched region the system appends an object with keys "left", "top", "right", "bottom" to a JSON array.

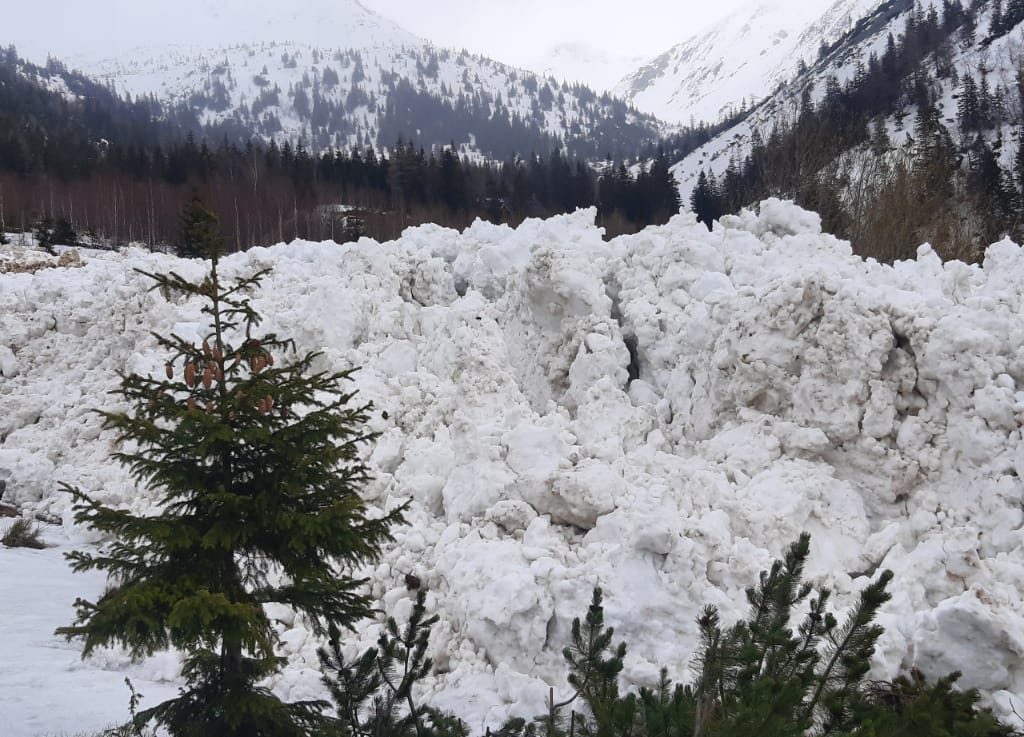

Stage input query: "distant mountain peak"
[{"left": 12, "top": 0, "right": 422, "bottom": 65}]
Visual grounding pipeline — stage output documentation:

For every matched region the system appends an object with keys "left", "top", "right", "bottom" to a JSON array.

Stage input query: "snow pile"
[{"left": 3, "top": 200, "right": 1024, "bottom": 735}]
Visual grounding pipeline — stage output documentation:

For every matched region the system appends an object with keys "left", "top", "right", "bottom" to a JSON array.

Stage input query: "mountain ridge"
[
  {"left": 67, "top": 36, "right": 667, "bottom": 161},
  {"left": 615, "top": 0, "right": 882, "bottom": 124},
  {"left": 10, "top": 0, "right": 422, "bottom": 62}
]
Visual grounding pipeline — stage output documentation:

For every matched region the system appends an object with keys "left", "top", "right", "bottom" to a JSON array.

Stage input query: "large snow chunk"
[
  {"left": 913, "top": 589, "right": 1024, "bottom": 692},
  {"left": 0, "top": 345, "right": 18, "bottom": 377},
  {"left": 0, "top": 449, "right": 56, "bottom": 506},
  {"left": 543, "top": 459, "right": 623, "bottom": 529}
]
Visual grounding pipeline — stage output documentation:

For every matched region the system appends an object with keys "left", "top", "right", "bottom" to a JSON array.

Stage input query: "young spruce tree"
[
  {"left": 533, "top": 534, "right": 1017, "bottom": 737},
  {"left": 58, "top": 199, "right": 405, "bottom": 737}
]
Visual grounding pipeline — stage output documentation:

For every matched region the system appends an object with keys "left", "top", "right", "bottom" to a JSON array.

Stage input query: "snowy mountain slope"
[
  {"left": 70, "top": 37, "right": 665, "bottom": 160},
  {"left": 615, "top": 0, "right": 882, "bottom": 124},
  {"left": 4, "top": 201, "right": 1024, "bottom": 735},
  {"left": 670, "top": 1, "right": 1024, "bottom": 206}
]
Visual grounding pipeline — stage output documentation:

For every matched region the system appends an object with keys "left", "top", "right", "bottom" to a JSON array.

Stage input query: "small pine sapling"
[
  {"left": 560, "top": 587, "right": 638, "bottom": 737},
  {"left": 527, "top": 535, "right": 973, "bottom": 737},
  {"left": 690, "top": 533, "right": 894, "bottom": 737},
  {"left": 858, "top": 669, "right": 1020, "bottom": 737},
  {"left": 319, "top": 589, "right": 468, "bottom": 737}
]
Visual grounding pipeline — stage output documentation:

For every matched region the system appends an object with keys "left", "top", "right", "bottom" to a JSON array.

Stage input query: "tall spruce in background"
[
  {"left": 57, "top": 198, "right": 405, "bottom": 737},
  {"left": 0, "top": 196, "right": 8, "bottom": 245},
  {"left": 34, "top": 214, "right": 79, "bottom": 254},
  {"left": 690, "top": 170, "right": 721, "bottom": 232},
  {"left": 178, "top": 193, "right": 223, "bottom": 258}
]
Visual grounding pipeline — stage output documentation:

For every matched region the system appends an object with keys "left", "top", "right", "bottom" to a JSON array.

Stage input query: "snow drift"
[{"left": 2, "top": 200, "right": 1024, "bottom": 735}]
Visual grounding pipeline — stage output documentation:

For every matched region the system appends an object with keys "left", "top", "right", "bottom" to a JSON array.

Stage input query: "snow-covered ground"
[
  {"left": 3, "top": 201, "right": 1024, "bottom": 736},
  {"left": 1, "top": 535, "right": 179, "bottom": 737}
]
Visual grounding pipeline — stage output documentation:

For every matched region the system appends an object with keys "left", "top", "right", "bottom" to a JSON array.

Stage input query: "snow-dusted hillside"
[
  {"left": 74, "top": 40, "right": 663, "bottom": 158},
  {"left": 670, "top": 1, "right": 1024, "bottom": 205},
  {"left": 70, "top": 16, "right": 665, "bottom": 158},
  {"left": 616, "top": 0, "right": 881, "bottom": 124},
  {"left": 4, "top": 201, "right": 1024, "bottom": 735}
]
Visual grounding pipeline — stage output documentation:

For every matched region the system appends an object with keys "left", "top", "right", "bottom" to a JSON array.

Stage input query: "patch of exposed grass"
[{"left": 2, "top": 517, "right": 46, "bottom": 549}]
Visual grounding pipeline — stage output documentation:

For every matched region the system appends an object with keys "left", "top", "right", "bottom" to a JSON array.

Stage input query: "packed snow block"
[
  {"left": 505, "top": 423, "right": 572, "bottom": 477},
  {"left": 441, "top": 456, "right": 515, "bottom": 524},
  {"left": 537, "top": 459, "right": 622, "bottom": 529},
  {"left": 393, "top": 434, "right": 454, "bottom": 515},
  {"left": 913, "top": 590, "right": 1024, "bottom": 692},
  {"left": 571, "top": 377, "right": 651, "bottom": 458},
  {"left": 0, "top": 345, "right": 17, "bottom": 377},
  {"left": 449, "top": 210, "right": 604, "bottom": 300},
  {"left": 438, "top": 533, "right": 554, "bottom": 671},
  {"left": 499, "top": 228, "right": 616, "bottom": 412},
  {"left": 727, "top": 460, "right": 871, "bottom": 576},
  {"left": 485, "top": 499, "right": 538, "bottom": 533},
  {"left": 564, "top": 331, "right": 632, "bottom": 409},
  {"left": 676, "top": 272, "right": 898, "bottom": 442},
  {"left": 452, "top": 224, "right": 531, "bottom": 299},
  {"left": 394, "top": 251, "right": 458, "bottom": 307},
  {"left": 378, "top": 340, "right": 418, "bottom": 377},
  {"left": 688, "top": 271, "right": 735, "bottom": 301},
  {"left": 0, "top": 450, "right": 55, "bottom": 506},
  {"left": 721, "top": 197, "right": 823, "bottom": 239},
  {"left": 705, "top": 422, "right": 782, "bottom": 477}
]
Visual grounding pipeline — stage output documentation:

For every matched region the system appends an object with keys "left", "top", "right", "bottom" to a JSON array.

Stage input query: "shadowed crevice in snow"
[{"left": 623, "top": 334, "right": 641, "bottom": 384}]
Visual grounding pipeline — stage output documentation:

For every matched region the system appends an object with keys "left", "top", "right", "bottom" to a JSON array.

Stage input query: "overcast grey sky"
[
  {"left": 361, "top": 0, "right": 753, "bottom": 89},
  {"left": 362, "top": 0, "right": 748, "bottom": 66},
  {"left": 5, "top": 0, "right": 751, "bottom": 89}
]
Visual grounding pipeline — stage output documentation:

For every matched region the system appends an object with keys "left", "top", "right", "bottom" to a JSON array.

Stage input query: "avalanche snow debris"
[{"left": 2, "top": 199, "right": 1024, "bottom": 734}]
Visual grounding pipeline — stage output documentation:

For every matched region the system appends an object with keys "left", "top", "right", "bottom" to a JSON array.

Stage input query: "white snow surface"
[
  {"left": 616, "top": 0, "right": 882, "bottom": 124},
  {"left": 4, "top": 201, "right": 1024, "bottom": 734}
]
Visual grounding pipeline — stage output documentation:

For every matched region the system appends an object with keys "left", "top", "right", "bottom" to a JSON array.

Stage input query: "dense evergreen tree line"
[
  {"left": 0, "top": 47, "right": 684, "bottom": 251},
  {"left": 1, "top": 131, "right": 680, "bottom": 250},
  {"left": 688, "top": 0, "right": 1024, "bottom": 262},
  {"left": 987, "top": 0, "right": 1024, "bottom": 38},
  {"left": 640, "top": 110, "right": 749, "bottom": 163},
  {"left": 0, "top": 47, "right": 173, "bottom": 178}
]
